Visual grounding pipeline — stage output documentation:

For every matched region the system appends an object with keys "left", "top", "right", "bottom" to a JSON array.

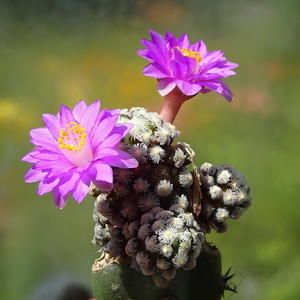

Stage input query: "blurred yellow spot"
[{"left": 0, "top": 99, "right": 19, "bottom": 122}]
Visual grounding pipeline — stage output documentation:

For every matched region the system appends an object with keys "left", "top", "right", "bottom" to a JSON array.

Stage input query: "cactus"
[{"left": 90, "top": 107, "right": 251, "bottom": 300}]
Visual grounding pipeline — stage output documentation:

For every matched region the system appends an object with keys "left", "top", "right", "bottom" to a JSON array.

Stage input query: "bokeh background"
[{"left": 1, "top": 0, "right": 299, "bottom": 299}]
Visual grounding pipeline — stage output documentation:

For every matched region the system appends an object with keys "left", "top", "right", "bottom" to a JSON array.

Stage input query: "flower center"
[
  {"left": 58, "top": 122, "right": 93, "bottom": 167},
  {"left": 176, "top": 47, "right": 202, "bottom": 62}
]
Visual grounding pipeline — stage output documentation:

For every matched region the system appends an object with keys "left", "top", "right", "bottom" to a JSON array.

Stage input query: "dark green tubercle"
[{"left": 92, "top": 242, "right": 223, "bottom": 300}]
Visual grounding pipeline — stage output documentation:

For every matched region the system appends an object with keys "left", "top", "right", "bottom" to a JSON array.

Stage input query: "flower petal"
[
  {"left": 72, "top": 100, "right": 88, "bottom": 120},
  {"left": 24, "top": 167, "right": 46, "bottom": 183},
  {"left": 174, "top": 79, "right": 203, "bottom": 96},
  {"left": 93, "top": 147, "right": 119, "bottom": 160},
  {"left": 90, "top": 114, "right": 120, "bottom": 147},
  {"left": 79, "top": 100, "right": 100, "bottom": 133},
  {"left": 192, "top": 40, "right": 207, "bottom": 56},
  {"left": 38, "top": 174, "right": 60, "bottom": 195},
  {"left": 156, "top": 79, "right": 176, "bottom": 96},
  {"left": 88, "top": 162, "right": 113, "bottom": 191},
  {"left": 101, "top": 149, "right": 139, "bottom": 169},
  {"left": 177, "top": 33, "right": 190, "bottom": 49},
  {"left": 59, "top": 104, "right": 76, "bottom": 127},
  {"left": 143, "top": 63, "right": 169, "bottom": 79},
  {"left": 29, "top": 127, "right": 59, "bottom": 152},
  {"left": 56, "top": 170, "right": 78, "bottom": 197},
  {"left": 42, "top": 114, "right": 61, "bottom": 140},
  {"left": 96, "top": 133, "right": 124, "bottom": 151},
  {"left": 71, "top": 170, "right": 91, "bottom": 203},
  {"left": 52, "top": 186, "right": 69, "bottom": 208},
  {"left": 201, "top": 79, "right": 234, "bottom": 102},
  {"left": 169, "top": 60, "right": 188, "bottom": 79}
]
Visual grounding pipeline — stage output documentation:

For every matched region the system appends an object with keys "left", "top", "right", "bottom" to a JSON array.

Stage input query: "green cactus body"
[{"left": 92, "top": 242, "right": 222, "bottom": 300}]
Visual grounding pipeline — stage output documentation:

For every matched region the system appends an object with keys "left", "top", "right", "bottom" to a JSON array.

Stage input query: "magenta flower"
[
  {"left": 137, "top": 30, "right": 238, "bottom": 101},
  {"left": 22, "top": 100, "right": 138, "bottom": 208}
]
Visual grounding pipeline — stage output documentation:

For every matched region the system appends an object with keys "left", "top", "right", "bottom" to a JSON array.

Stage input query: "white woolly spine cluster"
[{"left": 197, "top": 163, "right": 252, "bottom": 233}]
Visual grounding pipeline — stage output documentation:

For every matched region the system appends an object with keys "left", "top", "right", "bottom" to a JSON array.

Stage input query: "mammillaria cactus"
[{"left": 90, "top": 107, "right": 251, "bottom": 299}]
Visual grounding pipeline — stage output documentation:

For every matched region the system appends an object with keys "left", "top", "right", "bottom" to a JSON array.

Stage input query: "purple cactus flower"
[
  {"left": 137, "top": 30, "right": 238, "bottom": 101},
  {"left": 22, "top": 100, "right": 138, "bottom": 208}
]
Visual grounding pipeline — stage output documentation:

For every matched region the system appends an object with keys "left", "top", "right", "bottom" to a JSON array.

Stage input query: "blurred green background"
[{"left": 1, "top": 0, "right": 299, "bottom": 299}]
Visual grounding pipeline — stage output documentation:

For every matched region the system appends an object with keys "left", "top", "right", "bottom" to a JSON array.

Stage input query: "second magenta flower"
[{"left": 137, "top": 30, "right": 238, "bottom": 102}]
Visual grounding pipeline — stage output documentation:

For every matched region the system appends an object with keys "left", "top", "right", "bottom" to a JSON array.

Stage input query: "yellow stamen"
[
  {"left": 58, "top": 122, "right": 87, "bottom": 151},
  {"left": 176, "top": 47, "right": 202, "bottom": 62}
]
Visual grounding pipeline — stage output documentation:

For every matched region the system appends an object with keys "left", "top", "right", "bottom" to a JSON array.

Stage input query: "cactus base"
[{"left": 92, "top": 242, "right": 223, "bottom": 300}]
